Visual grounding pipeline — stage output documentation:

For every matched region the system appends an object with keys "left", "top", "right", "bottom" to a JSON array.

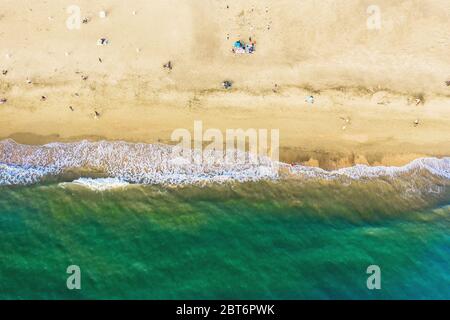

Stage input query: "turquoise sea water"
[
  {"left": 0, "top": 177, "right": 449, "bottom": 299},
  {"left": 0, "top": 140, "right": 449, "bottom": 299}
]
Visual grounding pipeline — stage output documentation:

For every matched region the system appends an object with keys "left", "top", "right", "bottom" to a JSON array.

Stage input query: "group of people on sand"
[{"left": 232, "top": 38, "right": 256, "bottom": 54}]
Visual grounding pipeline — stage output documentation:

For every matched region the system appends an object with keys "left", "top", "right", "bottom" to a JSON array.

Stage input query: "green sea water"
[{"left": 0, "top": 177, "right": 449, "bottom": 300}]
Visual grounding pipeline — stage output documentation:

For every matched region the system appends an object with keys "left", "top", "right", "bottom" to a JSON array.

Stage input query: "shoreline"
[
  {"left": 1, "top": 138, "right": 449, "bottom": 187},
  {"left": 1, "top": 0, "right": 449, "bottom": 170}
]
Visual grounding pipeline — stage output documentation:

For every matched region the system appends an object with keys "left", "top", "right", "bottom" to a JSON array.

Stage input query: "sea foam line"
[
  {"left": 0, "top": 139, "right": 277, "bottom": 186},
  {"left": 59, "top": 178, "right": 130, "bottom": 191},
  {"left": 0, "top": 139, "right": 449, "bottom": 186},
  {"left": 287, "top": 157, "right": 450, "bottom": 180}
]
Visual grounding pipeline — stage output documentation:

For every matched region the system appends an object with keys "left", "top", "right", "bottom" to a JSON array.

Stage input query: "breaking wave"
[
  {"left": 288, "top": 157, "right": 450, "bottom": 180},
  {"left": 60, "top": 178, "right": 130, "bottom": 191},
  {"left": 0, "top": 139, "right": 277, "bottom": 186},
  {"left": 0, "top": 139, "right": 449, "bottom": 187}
]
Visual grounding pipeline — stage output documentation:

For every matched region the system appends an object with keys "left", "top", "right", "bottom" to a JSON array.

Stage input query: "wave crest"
[
  {"left": 60, "top": 178, "right": 130, "bottom": 191},
  {"left": 0, "top": 139, "right": 277, "bottom": 186},
  {"left": 0, "top": 139, "right": 449, "bottom": 186},
  {"left": 288, "top": 157, "right": 450, "bottom": 180}
]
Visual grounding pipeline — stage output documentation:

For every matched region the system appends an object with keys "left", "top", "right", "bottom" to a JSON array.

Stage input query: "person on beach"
[{"left": 163, "top": 61, "right": 173, "bottom": 70}]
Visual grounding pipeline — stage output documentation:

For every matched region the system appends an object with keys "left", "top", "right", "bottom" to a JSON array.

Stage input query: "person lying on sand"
[
  {"left": 340, "top": 116, "right": 351, "bottom": 124},
  {"left": 222, "top": 80, "right": 233, "bottom": 89},
  {"left": 163, "top": 61, "right": 173, "bottom": 70},
  {"left": 97, "top": 38, "right": 109, "bottom": 46},
  {"left": 272, "top": 83, "right": 278, "bottom": 93},
  {"left": 305, "top": 95, "right": 315, "bottom": 104}
]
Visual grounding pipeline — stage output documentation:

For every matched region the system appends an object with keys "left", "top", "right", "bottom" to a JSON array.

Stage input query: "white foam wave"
[
  {"left": 0, "top": 139, "right": 277, "bottom": 186},
  {"left": 0, "top": 139, "right": 449, "bottom": 186},
  {"left": 0, "top": 163, "right": 55, "bottom": 185},
  {"left": 60, "top": 178, "right": 130, "bottom": 191},
  {"left": 287, "top": 157, "right": 450, "bottom": 180}
]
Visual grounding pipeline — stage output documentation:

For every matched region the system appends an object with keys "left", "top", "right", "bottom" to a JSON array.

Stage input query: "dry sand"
[{"left": 0, "top": 0, "right": 449, "bottom": 168}]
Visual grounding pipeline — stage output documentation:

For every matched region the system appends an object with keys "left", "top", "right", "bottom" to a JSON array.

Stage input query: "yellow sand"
[{"left": 0, "top": 0, "right": 449, "bottom": 169}]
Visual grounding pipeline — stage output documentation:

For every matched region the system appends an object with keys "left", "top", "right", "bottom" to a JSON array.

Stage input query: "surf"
[{"left": 0, "top": 139, "right": 449, "bottom": 187}]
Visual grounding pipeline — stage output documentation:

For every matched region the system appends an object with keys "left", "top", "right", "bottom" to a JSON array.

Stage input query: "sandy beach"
[{"left": 0, "top": 0, "right": 449, "bottom": 168}]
